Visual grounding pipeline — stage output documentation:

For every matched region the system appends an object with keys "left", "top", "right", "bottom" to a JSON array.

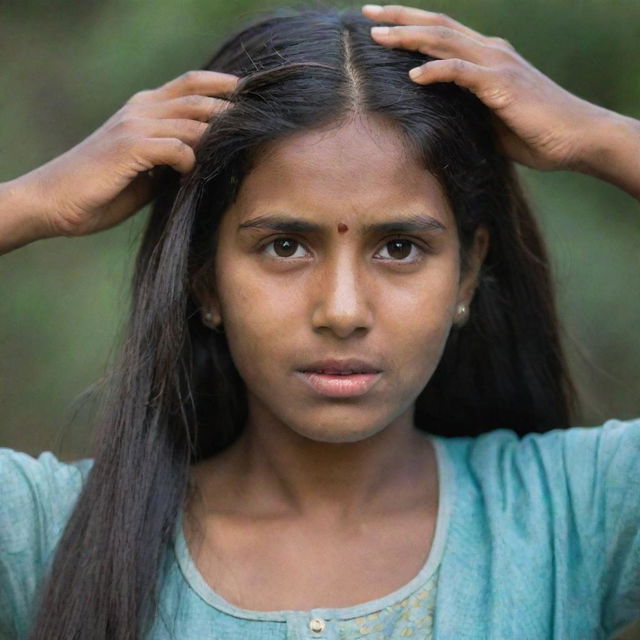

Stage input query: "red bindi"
[{"left": 337, "top": 223, "right": 349, "bottom": 234}]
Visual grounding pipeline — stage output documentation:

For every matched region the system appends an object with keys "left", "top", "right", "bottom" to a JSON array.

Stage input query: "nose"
[{"left": 311, "top": 251, "right": 373, "bottom": 338}]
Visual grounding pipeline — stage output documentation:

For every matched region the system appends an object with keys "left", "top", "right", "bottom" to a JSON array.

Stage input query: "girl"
[{"left": 1, "top": 4, "right": 639, "bottom": 639}]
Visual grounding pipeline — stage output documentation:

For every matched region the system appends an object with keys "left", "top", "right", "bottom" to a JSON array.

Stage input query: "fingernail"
[
  {"left": 363, "top": 4, "right": 384, "bottom": 13},
  {"left": 409, "top": 67, "right": 423, "bottom": 79},
  {"left": 371, "top": 26, "right": 390, "bottom": 36}
]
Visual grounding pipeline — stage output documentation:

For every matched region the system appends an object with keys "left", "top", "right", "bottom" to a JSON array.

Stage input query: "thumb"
[
  {"left": 86, "top": 172, "right": 156, "bottom": 234},
  {"left": 489, "top": 113, "right": 541, "bottom": 169}
]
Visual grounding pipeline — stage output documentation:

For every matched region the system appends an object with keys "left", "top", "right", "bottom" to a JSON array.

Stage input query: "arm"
[
  {"left": 0, "top": 178, "right": 54, "bottom": 255},
  {"left": 0, "top": 70, "right": 240, "bottom": 257},
  {"left": 572, "top": 110, "right": 640, "bottom": 201},
  {"left": 362, "top": 4, "right": 640, "bottom": 202}
]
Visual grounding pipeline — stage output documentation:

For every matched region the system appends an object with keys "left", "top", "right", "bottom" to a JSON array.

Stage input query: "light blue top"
[{"left": 1, "top": 418, "right": 639, "bottom": 639}]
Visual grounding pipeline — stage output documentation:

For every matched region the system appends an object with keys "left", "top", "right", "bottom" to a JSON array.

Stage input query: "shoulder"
[
  {"left": 443, "top": 417, "right": 639, "bottom": 491},
  {"left": 434, "top": 419, "right": 640, "bottom": 637},
  {"left": 0, "top": 447, "right": 94, "bottom": 553},
  {"left": 437, "top": 417, "right": 640, "bottom": 549},
  {"left": 0, "top": 448, "right": 94, "bottom": 637},
  {"left": 441, "top": 419, "right": 640, "bottom": 573}
]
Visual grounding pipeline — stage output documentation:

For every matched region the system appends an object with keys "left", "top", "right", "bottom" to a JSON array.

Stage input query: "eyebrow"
[{"left": 237, "top": 213, "right": 447, "bottom": 234}]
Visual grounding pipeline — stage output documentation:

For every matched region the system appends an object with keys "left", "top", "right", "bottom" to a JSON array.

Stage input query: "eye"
[
  {"left": 262, "top": 237, "right": 310, "bottom": 259},
  {"left": 375, "top": 239, "right": 424, "bottom": 262}
]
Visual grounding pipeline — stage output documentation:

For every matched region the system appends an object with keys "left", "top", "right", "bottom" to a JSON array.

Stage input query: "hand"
[
  {"left": 15, "top": 70, "right": 239, "bottom": 238},
  {"left": 362, "top": 4, "right": 610, "bottom": 172}
]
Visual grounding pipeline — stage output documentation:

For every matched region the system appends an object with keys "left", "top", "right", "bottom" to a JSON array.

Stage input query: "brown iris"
[
  {"left": 273, "top": 238, "right": 298, "bottom": 257},
  {"left": 386, "top": 239, "right": 412, "bottom": 260}
]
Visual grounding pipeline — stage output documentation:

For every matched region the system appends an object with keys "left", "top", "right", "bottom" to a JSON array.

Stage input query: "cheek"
[
  {"left": 216, "top": 245, "right": 460, "bottom": 396},
  {"left": 391, "top": 312, "right": 453, "bottom": 382},
  {"left": 381, "top": 268, "right": 459, "bottom": 384},
  {"left": 214, "top": 261, "right": 299, "bottom": 383},
  {"left": 219, "top": 263, "right": 302, "bottom": 336}
]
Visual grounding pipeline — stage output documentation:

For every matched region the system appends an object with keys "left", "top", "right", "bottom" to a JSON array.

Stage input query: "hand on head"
[
  {"left": 363, "top": 3, "right": 609, "bottom": 172},
  {"left": 8, "top": 70, "right": 239, "bottom": 241}
]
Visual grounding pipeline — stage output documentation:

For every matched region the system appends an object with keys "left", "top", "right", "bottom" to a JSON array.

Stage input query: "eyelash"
[{"left": 259, "top": 236, "right": 429, "bottom": 264}]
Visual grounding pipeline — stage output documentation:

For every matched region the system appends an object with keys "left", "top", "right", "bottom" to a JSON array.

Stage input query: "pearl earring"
[
  {"left": 203, "top": 310, "right": 224, "bottom": 333},
  {"left": 455, "top": 303, "right": 469, "bottom": 327}
]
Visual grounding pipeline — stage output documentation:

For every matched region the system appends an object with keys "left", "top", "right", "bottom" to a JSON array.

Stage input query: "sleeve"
[
  {"left": 563, "top": 418, "right": 640, "bottom": 637},
  {"left": 0, "top": 448, "right": 93, "bottom": 639},
  {"left": 529, "top": 418, "right": 640, "bottom": 638}
]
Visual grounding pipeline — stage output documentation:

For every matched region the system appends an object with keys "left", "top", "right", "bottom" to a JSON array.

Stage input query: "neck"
[{"left": 191, "top": 403, "right": 436, "bottom": 528}]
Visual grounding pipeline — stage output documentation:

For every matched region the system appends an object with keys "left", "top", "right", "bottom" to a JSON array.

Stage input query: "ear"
[
  {"left": 190, "top": 266, "right": 222, "bottom": 329},
  {"left": 457, "top": 225, "right": 490, "bottom": 309}
]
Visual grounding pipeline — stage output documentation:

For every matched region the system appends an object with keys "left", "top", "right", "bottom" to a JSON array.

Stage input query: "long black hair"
[{"left": 28, "top": 4, "right": 576, "bottom": 638}]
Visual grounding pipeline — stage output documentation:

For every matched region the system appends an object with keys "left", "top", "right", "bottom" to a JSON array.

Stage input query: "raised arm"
[
  {"left": 362, "top": 3, "right": 640, "bottom": 201},
  {"left": 571, "top": 112, "right": 640, "bottom": 201},
  {"left": 0, "top": 71, "right": 239, "bottom": 256}
]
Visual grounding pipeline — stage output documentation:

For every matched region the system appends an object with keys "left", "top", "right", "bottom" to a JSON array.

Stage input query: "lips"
[
  {"left": 299, "top": 358, "right": 382, "bottom": 375},
  {"left": 314, "top": 370, "right": 363, "bottom": 375},
  {"left": 296, "top": 358, "right": 383, "bottom": 398}
]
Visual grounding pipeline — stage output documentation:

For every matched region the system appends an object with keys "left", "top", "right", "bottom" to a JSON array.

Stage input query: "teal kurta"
[{"left": 1, "top": 418, "right": 639, "bottom": 639}]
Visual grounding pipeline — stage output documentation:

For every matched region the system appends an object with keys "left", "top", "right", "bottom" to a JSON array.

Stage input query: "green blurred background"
[
  {"left": 1, "top": 0, "right": 639, "bottom": 453},
  {"left": 0, "top": 0, "right": 639, "bottom": 637}
]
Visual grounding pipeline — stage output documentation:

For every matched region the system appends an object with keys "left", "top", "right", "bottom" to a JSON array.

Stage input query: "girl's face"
[{"left": 198, "top": 115, "right": 488, "bottom": 443}]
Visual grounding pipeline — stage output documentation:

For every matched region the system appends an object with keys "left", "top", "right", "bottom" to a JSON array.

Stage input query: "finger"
[
  {"left": 135, "top": 138, "right": 197, "bottom": 174},
  {"left": 407, "top": 58, "right": 493, "bottom": 95},
  {"left": 362, "top": 4, "right": 491, "bottom": 44},
  {"left": 129, "top": 70, "right": 240, "bottom": 105},
  {"left": 370, "top": 25, "right": 501, "bottom": 66},
  {"left": 127, "top": 95, "right": 232, "bottom": 123},
  {"left": 488, "top": 113, "right": 528, "bottom": 160},
  {"left": 112, "top": 118, "right": 209, "bottom": 147},
  {"left": 156, "top": 70, "right": 240, "bottom": 100},
  {"left": 95, "top": 173, "right": 155, "bottom": 231}
]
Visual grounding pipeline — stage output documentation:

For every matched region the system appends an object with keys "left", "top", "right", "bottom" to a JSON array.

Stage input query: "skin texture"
[
  {"left": 185, "top": 113, "right": 488, "bottom": 608},
  {"left": 193, "top": 113, "right": 488, "bottom": 523}
]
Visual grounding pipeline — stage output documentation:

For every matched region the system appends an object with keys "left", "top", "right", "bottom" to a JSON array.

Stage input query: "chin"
[{"left": 289, "top": 415, "right": 388, "bottom": 445}]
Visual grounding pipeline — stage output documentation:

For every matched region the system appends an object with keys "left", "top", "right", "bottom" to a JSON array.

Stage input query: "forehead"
[{"left": 229, "top": 114, "right": 453, "bottom": 227}]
